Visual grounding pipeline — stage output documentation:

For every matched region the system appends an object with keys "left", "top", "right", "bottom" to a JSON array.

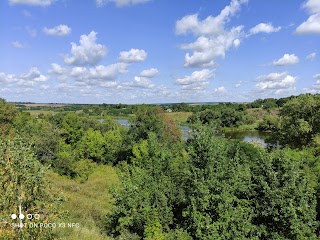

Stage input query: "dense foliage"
[
  {"left": 268, "top": 94, "right": 320, "bottom": 149},
  {"left": 2, "top": 94, "right": 320, "bottom": 239}
]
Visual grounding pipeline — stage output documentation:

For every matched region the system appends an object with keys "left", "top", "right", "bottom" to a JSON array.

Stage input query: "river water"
[{"left": 113, "top": 119, "right": 269, "bottom": 145}]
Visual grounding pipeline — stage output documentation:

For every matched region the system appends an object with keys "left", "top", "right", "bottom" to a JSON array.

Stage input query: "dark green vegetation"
[{"left": 1, "top": 94, "right": 320, "bottom": 239}]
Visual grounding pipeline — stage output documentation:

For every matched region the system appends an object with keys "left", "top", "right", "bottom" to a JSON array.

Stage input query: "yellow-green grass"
[
  {"left": 45, "top": 166, "right": 119, "bottom": 239},
  {"left": 246, "top": 108, "right": 279, "bottom": 121},
  {"left": 165, "top": 112, "right": 192, "bottom": 124},
  {"left": 25, "top": 110, "right": 58, "bottom": 117}
]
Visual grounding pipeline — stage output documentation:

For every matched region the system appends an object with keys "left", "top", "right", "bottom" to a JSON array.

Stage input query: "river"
[{"left": 113, "top": 119, "right": 269, "bottom": 145}]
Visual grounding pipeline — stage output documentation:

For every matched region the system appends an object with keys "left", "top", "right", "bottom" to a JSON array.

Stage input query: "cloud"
[
  {"left": 70, "top": 63, "right": 128, "bottom": 82},
  {"left": 181, "top": 81, "right": 209, "bottom": 90},
  {"left": 64, "top": 31, "right": 107, "bottom": 66},
  {"left": 296, "top": 13, "right": 320, "bottom": 34},
  {"left": 296, "top": 0, "right": 320, "bottom": 34},
  {"left": 0, "top": 67, "right": 49, "bottom": 86},
  {"left": 176, "top": 69, "right": 214, "bottom": 85},
  {"left": 21, "top": 67, "right": 49, "bottom": 82},
  {"left": 176, "top": 0, "right": 247, "bottom": 67},
  {"left": 70, "top": 67, "right": 87, "bottom": 77},
  {"left": 124, "top": 76, "right": 155, "bottom": 88},
  {"left": 214, "top": 86, "right": 227, "bottom": 93},
  {"left": 100, "top": 81, "right": 118, "bottom": 88},
  {"left": 303, "top": 0, "right": 320, "bottom": 14},
  {"left": 272, "top": 54, "right": 299, "bottom": 66},
  {"left": 11, "top": 41, "right": 26, "bottom": 48},
  {"left": 96, "top": 0, "right": 150, "bottom": 7},
  {"left": 235, "top": 81, "right": 242, "bottom": 88},
  {"left": 40, "top": 85, "right": 50, "bottom": 90},
  {"left": 180, "top": 27, "right": 243, "bottom": 67},
  {"left": 48, "top": 63, "right": 68, "bottom": 75},
  {"left": 9, "top": 0, "right": 55, "bottom": 6},
  {"left": 43, "top": 25, "right": 71, "bottom": 36},
  {"left": 0, "top": 72, "right": 16, "bottom": 84},
  {"left": 256, "top": 72, "right": 296, "bottom": 92},
  {"left": 121, "top": 68, "right": 158, "bottom": 89},
  {"left": 303, "top": 72, "right": 320, "bottom": 93},
  {"left": 249, "top": 23, "right": 281, "bottom": 35},
  {"left": 118, "top": 48, "right": 147, "bottom": 63},
  {"left": 139, "top": 68, "right": 159, "bottom": 78},
  {"left": 176, "top": 0, "right": 247, "bottom": 36},
  {"left": 306, "top": 52, "right": 316, "bottom": 61},
  {"left": 86, "top": 63, "right": 128, "bottom": 80},
  {"left": 314, "top": 73, "right": 320, "bottom": 80},
  {"left": 233, "top": 38, "right": 241, "bottom": 48}
]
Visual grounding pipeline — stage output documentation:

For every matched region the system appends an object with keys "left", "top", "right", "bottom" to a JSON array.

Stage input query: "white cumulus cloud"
[
  {"left": 64, "top": 31, "right": 107, "bottom": 66},
  {"left": 0, "top": 67, "right": 49, "bottom": 87},
  {"left": 303, "top": 0, "right": 320, "bottom": 14},
  {"left": 296, "top": 0, "right": 320, "bottom": 34},
  {"left": 48, "top": 63, "right": 68, "bottom": 75},
  {"left": 176, "top": 69, "right": 214, "bottom": 85},
  {"left": 118, "top": 48, "right": 147, "bottom": 63},
  {"left": 272, "top": 54, "right": 299, "bottom": 66},
  {"left": 176, "top": 0, "right": 248, "bottom": 68},
  {"left": 124, "top": 76, "right": 155, "bottom": 89},
  {"left": 256, "top": 72, "right": 296, "bottom": 92},
  {"left": 43, "top": 25, "right": 71, "bottom": 36},
  {"left": 296, "top": 13, "right": 320, "bottom": 34},
  {"left": 249, "top": 23, "right": 281, "bottom": 35},
  {"left": 139, "top": 68, "right": 159, "bottom": 78},
  {"left": 21, "top": 67, "right": 49, "bottom": 82},
  {"left": 9, "top": 0, "right": 55, "bottom": 6},
  {"left": 70, "top": 63, "right": 128, "bottom": 82}
]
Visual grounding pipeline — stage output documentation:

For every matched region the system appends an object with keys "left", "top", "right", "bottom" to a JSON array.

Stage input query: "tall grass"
[{"left": 45, "top": 165, "right": 119, "bottom": 239}]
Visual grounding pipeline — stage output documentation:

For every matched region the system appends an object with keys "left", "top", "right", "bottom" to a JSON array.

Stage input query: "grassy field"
[
  {"left": 165, "top": 112, "right": 192, "bottom": 124},
  {"left": 25, "top": 110, "right": 58, "bottom": 117},
  {"left": 46, "top": 166, "right": 119, "bottom": 240}
]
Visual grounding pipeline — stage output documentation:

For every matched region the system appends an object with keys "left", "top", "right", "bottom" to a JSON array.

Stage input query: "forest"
[{"left": 1, "top": 93, "right": 320, "bottom": 239}]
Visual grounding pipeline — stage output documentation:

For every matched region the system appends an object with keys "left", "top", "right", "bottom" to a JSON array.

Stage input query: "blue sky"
[{"left": 0, "top": 0, "right": 319, "bottom": 103}]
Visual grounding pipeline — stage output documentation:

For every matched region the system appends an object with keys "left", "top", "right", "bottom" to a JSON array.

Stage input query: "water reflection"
[
  {"left": 224, "top": 131, "right": 270, "bottom": 146},
  {"left": 114, "top": 119, "right": 269, "bottom": 145}
]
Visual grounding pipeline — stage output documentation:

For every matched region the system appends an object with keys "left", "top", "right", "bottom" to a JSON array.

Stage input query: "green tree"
[
  {"left": 257, "top": 115, "right": 278, "bottom": 131},
  {"left": 251, "top": 149, "right": 318, "bottom": 239},
  {"left": 0, "top": 139, "right": 55, "bottom": 239},
  {"left": 128, "top": 105, "right": 181, "bottom": 143},
  {"left": 270, "top": 94, "right": 320, "bottom": 148},
  {"left": 76, "top": 128, "right": 105, "bottom": 163},
  {"left": 0, "top": 98, "right": 17, "bottom": 139},
  {"left": 183, "top": 125, "right": 318, "bottom": 239},
  {"left": 107, "top": 132, "right": 189, "bottom": 238},
  {"left": 104, "top": 128, "right": 123, "bottom": 164},
  {"left": 184, "top": 127, "right": 258, "bottom": 239},
  {"left": 61, "top": 113, "right": 84, "bottom": 145}
]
